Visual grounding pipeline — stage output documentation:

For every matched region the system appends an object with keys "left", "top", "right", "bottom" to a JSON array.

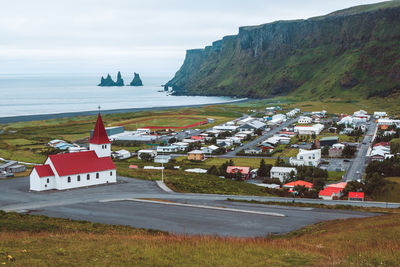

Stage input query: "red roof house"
[
  {"left": 348, "top": 192, "right": 365, "bottom": 201},
  {"left": 283, "top": 180, "right": 313, "bottom": 189},
  {"left": 226, "top": 166, "right": 251, "bottom": 179},
  {"left": 373, "top": 142, "right": 390, "bottom": 148},
  {"left": 318, "top": 187, "right": 343, "bottom": 200}
]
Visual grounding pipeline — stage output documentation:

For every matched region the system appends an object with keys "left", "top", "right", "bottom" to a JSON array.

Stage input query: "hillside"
[
  {"left": 1, "top": 211, "right": 400, "bottom": 265},
  {"left": 166, "top": 1, "right": 400, "bottom": 100}
]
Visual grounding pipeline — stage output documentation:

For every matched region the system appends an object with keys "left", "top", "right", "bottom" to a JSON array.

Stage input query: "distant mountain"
[
  {"left": 166, "top": 1, "right": 400, "bottom": 100},
  {"left": 130, "top": 73, "right": 143, "bottom": 86},
  {"left": 98, "top": 71, "right": 124, "bottom": 87}
]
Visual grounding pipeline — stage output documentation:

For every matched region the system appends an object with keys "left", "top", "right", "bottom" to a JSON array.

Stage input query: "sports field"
[{"left": 116, "top": 116, "right": 209, "bottom": 129}]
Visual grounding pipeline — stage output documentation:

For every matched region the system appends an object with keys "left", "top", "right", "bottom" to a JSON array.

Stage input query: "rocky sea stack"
[
  {"left": 130, "top": 73, "right": 143, "bottom": 86},
  {"left": 98, "top": 71, "right": 124, "bottom": 86}
]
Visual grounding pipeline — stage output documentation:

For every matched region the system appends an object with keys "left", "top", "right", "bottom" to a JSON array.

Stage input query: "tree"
[
  {"left": 312, "top": 178, "right": 325, "bottom": 191},
  {"left": 342, "top": 145, "right": 356, "bottom": 158},
  {"left": 207, "top": 165, "right": 219, "bottom": 176},
  {"left": 257, "top": 159, "right": 268, "bottom": 177},
  {"left": 321, "top": 145, "right": 330, "bottom": 156},
  {"left": 364, "top": 172, "right": 386, "bottom": 196},
  {"left": 140, "top": 153, "right": 154, "bottom": 162},
  {"left": 168, "top": 137, "right": 177, "bottom": 144},
  {"left": 254, "top": 128, "right": 263, "bottom": 136},
  {"left": 311, "top": 133, "right": 316, "bottom": 140}
]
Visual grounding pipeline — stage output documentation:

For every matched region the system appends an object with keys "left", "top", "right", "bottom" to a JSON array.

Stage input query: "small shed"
[
  {"left": 8, "top": 165, "right": 27, "bottom": 173},
  {"left": 348, "top": 192, "right": 364, "bottom": 201}
]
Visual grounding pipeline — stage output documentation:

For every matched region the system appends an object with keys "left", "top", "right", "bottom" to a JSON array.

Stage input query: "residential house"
[
  {"left": 298, "top": 116, "right": 312, "bottom": 124},
  {"left": 187, "top": 150, "right": 205, "bottom": 161},
  {"left": 329, "top": 147, "right": 343, "bottom": 157},
  {"left": 373, "top": 112, "right": 387, "bottom": 119},
  {"left": 172, "top": 142, "right": 189, "bottom": 151},
  {"left": 294, "top": 124, "right": 324, "bottom": 135},
  {"left": 238, "top": 120, "right": 266, "bottom": 132},
  {"left": 290, "top": 149, "right": 321, "bottom": 167},
  {"left": 348, "top": 192, "right": 365, "bottom": 201},
  {"left": 226, "top": 166, "right": 251, "bottom": 180},
  {"left": 244, "top": 147, "right": 262, "bottom": 155},
  {"left": 270, "top": 167, "right": 297, "bottom": 182},
  {"left": 112, "top": 149, "right": 131, "bottom": 160},
  {"left": 201, "top": 145, "right": 219, "bottom": 154},
  {"left": 156, "top": 145, "right": 179, "bottom": 153},
  {"left": 283, "top": 180, "right": 313, "bottom": 190}
]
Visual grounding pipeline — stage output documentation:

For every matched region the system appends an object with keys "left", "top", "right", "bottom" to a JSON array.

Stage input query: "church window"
[
  {"left": 77, "top": 175, "right": 80, "bottom": 182},
  {"left": 47, "top": 178, "right": 49, "bottom": 183},
  {"left": 87, "top": 174, "right": 90, "bottom": 180},
  {"left": 110, "top": 171, "right": 112, "bottom": 176},
  {"left": 96, "top": 173, "right": 99, "bottom": 179},
  {"left": 68, "top": 176, "right": 71, "bottom": 183}
]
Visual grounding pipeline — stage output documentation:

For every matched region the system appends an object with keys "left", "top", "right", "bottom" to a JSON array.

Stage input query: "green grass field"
[{"left": 1, "top": 211, "right": 400, "bottom": 266}]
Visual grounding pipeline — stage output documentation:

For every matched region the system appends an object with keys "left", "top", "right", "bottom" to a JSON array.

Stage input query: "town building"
[
  {"left": 348, "top": 192, "right": 365, "bottom": 201},
  {"left": 201, "top": 145, "right": 219, "bottom": 154},
  {"left": 374, "top": 112, "right": 387, "bottom": 118},
  {"left": 298, "top": 116, "right": 312, "bottom": 124},
  {"left": 283, "top": 180, "right": 313, "bottom": 190},
  {"left": 112, "top": 149, "right": 131, "bottom": 160},
  {"left": 156, "top": 145, "right": 179, "bottom": 153},
  {"left": 238, "top": 120, "right": 266, "bottom": 132},
  {"left": 319, "top": 136, "right": 339, "bottom": 147},
  {"left": 294, "top": 124, "right": 324, "bottom": 135},
  {"left": 270, "top": 167, "right": 297, "bottom": 182},
  {"left": 290, "top": 149, "right": 321, "bottom": 167},
  {"left": 187, "top": 150, "right": 205, "bottom": 161},
  {"left": 30, "top": 113, "right": 116, "bottom": 191},
  {"left": 226, "top": 166, "right": 251, "bottom": 180}
]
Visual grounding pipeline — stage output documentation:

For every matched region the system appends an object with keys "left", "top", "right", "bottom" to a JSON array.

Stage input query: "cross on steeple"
[{"left": 98, "top": 105, "right": 101, "bottom": 113}]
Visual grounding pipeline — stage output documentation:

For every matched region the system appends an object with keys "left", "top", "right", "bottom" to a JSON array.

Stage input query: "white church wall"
[{"left": 57, "top": 169, "right": 116, "bottom": 190}]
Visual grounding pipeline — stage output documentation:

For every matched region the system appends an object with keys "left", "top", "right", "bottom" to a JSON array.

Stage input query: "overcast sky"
[{"left": 0, "top": 0, "right": 385, "bottom": 77}]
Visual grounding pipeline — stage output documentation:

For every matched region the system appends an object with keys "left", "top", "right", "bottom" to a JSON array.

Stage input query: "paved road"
[
  {"left": 345, "top": 122, "right": 377, "bottom": 181},
  {"left": 222, "top": 117, "right": 298, "bottom": 157},
  {"left": 0, "top": 176, "right": 392, "bottom": 237}
]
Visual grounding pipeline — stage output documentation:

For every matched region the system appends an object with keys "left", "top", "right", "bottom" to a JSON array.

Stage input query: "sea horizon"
[{"left": 0, "top": 73, "right": 241, "bottom": 119}]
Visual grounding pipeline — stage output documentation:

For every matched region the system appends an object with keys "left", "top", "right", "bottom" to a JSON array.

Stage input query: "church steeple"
[
  {"left": 90, "top": 113, "right": 111, "bottom": 145},
  {"left": 89, "top": 112, "right": 111, "bottom": 158}
]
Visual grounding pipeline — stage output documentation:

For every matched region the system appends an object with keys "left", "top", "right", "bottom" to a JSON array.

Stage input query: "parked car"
[{"left": 5, "top": 173, "right": 14, "bottom": 177}]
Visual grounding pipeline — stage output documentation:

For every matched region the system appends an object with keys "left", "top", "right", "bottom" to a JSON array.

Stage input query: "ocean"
[{"left": 0, "top": 74, "right": 239, "bottom": 118}]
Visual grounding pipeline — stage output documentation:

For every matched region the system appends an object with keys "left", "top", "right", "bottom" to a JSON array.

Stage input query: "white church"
[{"left": 30, "top": 113, "right": 117, "bottom": 191}]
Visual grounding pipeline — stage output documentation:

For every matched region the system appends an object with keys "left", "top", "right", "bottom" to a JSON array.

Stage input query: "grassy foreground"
[{"left": 0, "top": 211, "right": 400, "bottom": 266}]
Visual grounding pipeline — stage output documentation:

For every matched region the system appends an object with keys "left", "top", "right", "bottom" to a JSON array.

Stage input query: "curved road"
[{"left": 0, "top": 176, "right": 393, "bottom": 237}]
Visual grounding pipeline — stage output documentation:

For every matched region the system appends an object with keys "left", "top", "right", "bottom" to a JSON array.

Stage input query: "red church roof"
[
  {"left": 33, "top": 164, "right": 54, "bottom": 178},
  {"left": 48, "top": 151, "right": 115, "bottom": 176},
  {"left": 90, "top": 113, "right": 110, "bottom": 144}
]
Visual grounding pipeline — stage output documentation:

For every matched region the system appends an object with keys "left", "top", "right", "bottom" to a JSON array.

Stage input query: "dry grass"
[{"left": 0, "top": 211, "right": 399, "bottom": 266}]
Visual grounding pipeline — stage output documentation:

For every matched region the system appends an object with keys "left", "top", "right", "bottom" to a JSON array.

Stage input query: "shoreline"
[{"left": 0, "top": 98, "right": 252, "bottom": 124}]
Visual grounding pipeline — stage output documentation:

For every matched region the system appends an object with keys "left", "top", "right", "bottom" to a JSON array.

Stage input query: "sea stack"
[
  {"left": 98, "top": 74, "right": 116, "bottom": 86},
  {"left": 130, "top": 73, "right": 143, "bottom": 86},
  {"left": 115, "top": 71, "right": 124, "bottom": 86}
]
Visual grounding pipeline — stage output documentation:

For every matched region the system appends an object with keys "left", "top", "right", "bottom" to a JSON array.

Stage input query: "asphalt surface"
[
  {"left": 0, "top": 176, "right": 389, "bottom": 237},
  {"left": 345, "top": 122, "right": 377, "bottom": 181}
]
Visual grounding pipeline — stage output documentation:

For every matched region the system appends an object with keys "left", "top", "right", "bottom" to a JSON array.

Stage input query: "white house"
[
  {"left": 201, "top": 145, "right": 219, "bottom": 154},
  {"left": 112, "top": 149, "right": 131, "bottom": 160},
  {"left": 374, "top": 111, "right": 387, "bottom": 118},
  {"left": 298, "top": 116, "right": 312, "bottom": 124},
  {"left": 30, "top": 113, "right": 116, "bottom": 191},
  {"left": 290, "top": 149, "right": 321, "bottom": 167},
  {"left": 268, "top": 114, "right": 286, "bottom": 125},
  {"left": 156, "top": 145, "right": 178, "bottom": 153},
  {"left": 238, "top": 120, "right": 266, "bottom": 132},
  {"left": 294, "top": 124, "right": 324, "bottom": 135},
  {"left": 173, "top": 142, "right": 189, "bottom": 151},
  {"left": 270, "top": 167, "right": 297, "bottom": 182}
]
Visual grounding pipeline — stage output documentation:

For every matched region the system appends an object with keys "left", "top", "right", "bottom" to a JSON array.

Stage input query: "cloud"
[{"left": 0, "top": 0, "right": 385, "bottom": 76}]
